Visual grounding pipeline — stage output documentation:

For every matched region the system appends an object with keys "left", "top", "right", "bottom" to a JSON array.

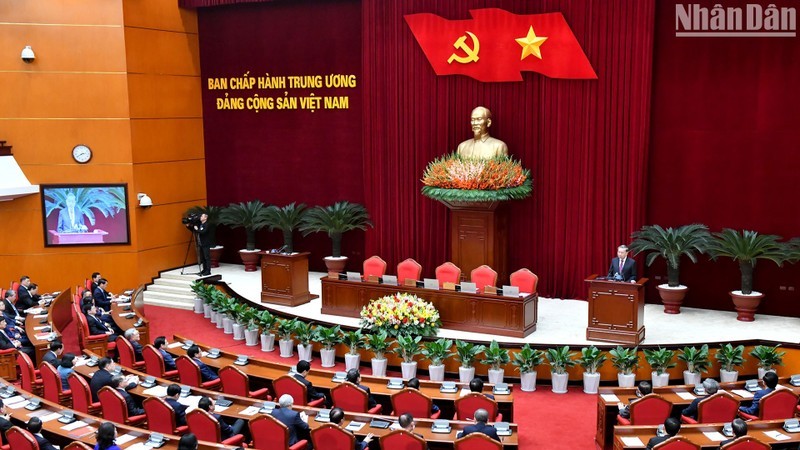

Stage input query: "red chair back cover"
[
  {"left": 331, "top": 382, "right": 369, "bottom": 413},
  {"left": 219, "top": 365, "right": 250, "bottom": 397},
  {"left": 698, "top": 392, "right": 738, "bottom": 423},
  {"left": 39, "top": 361, "right": 63, "bottom": 403},
  {"left": 273, "top": 375, "right": 310, "bottom": 406},
  {"left": 629, "top": 394, "right": 672, "bottom": 425},
  {"left": 143, "top": 396, "right": 178, "bottom": 433},
  {"left": 363, "top": 256, "right": 388, "bottom": 278},
  {"left": 720, "top": 436, "right": 771, "bottom": 450},
  {"left": 116, "top": 336, "right": 137, "bottom": 368},
  {"left": 311, "top": 423, "right": 355, "bottom": 450},
  {"left": 510, "top": 268, "right": 538, "bottom": 293},
  {"left": 397, "top": 258, "right": 422, "bottom": 283},
  {"left": 68, "top": 373, "right": 95, "bottom": 414},
  {"left": 455, "top": 393, "right": 499, "bottom": 421},
  {"left": 759, "top": 389, "right": 799, "bottom": 420},
  {"left": 380, "top": 429, "right": 426, "bottom": 450},
  {"left": 143, "top": 344, "right": 166, "bottom": 377},
  {"left": 187, "top": 409, "right": 222, "bottom": 442},
  {"left": 5, "top": 427, "right": 37, "bottom": 450},
  {"left": 470, "top": 265, "right": 498, "bottom": 291},
  {"left": 11, "top": 282, "right": 20, "bottom": 292},
  {"left": 98, "top": 386, "right": 129, "bottom": 424},
  {"left": 454, "top": 433, "right": 503, "bottom": 450},
  {"left": 85, "top": 279, "right": 92, "bottom": 291},
  {"left": 250, "top": 414, "right": 292, "bottom": 449},
  {"left": 392, "top": 388, "right": 433, "bottom": 418},
  {"left": 176, "top": 355, "right": 202, "bottom": 387},
  {"left": 16, "top": 352, "right": 38, "bottom": 392},
  {"left": 435, "top": 262, "right": 462, "bottom": 287},
  {"left": 653, "top": 436, "right": 700, "bottom": 450}
]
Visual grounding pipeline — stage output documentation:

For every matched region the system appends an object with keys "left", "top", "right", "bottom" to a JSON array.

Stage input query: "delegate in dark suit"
[
  {"left": 739, "top": 386, "right": 774, "bottom": 415},
  {"left": 33, "top": 433, "right": 59, "bottom": 450},
  {"left": 16, "top": 286, "right": 36, "bottom": 311},
  {"left": 93, "top": 287, "right": 113, "bottom": 311},
  {"left": 2, "top": 299, "right": 21, "bottom": 320},
  {"left": 118, "top": 388, "right": 145, "bottom": 416},
  {"left": 646, "top": 435, "right": 669, "bottom": 449},
  {"left": 358, "top": 384, "right": 378, "bottom": 409},
  {"left": 272, "top": 407, "right": 310, "bottom": 446},
  {"left": 87, "top": 314, "right": 116, "bottom": 341},
  {"left": 458, "top": 422, "right": 500, "bottom": 441},
  {"left": 160, "top": 348, "right": 177, "bottom": 371},
  {"left": 680, "top": 396, "right": 706, "bottom": 421},
  {"left": 131, "top": 340, "right": 144, "bottom": 361},
  {"left": 89, "top": 369, "right": 113, "bottom": 402},
  {"left": 293, "top": 373, "right": 325, "bottom": 403},
  {"left": 192, "top": 357, "right": 219, "bottom": 381},
  {"left": 41, "top": 350, "right": 60, "bottom": 368},
  {"left": 165, "top": 397, "right": 188, "bottom": 427},
  {"left": 608, "top": 257, "right": 637, "bottom": 282}
]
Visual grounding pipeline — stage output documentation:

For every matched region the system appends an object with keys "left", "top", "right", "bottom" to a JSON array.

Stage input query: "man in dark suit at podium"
[{"left": 608, "top": 245, "right": 637, "bottom": 282}]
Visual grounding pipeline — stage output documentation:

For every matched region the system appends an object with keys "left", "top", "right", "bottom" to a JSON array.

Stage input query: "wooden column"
[{"left": 443, "top": 201, "right": 509, "bottom": 284}]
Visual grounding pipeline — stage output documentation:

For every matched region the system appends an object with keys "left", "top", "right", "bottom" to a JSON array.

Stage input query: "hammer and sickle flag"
[{"left": 405, "top": 8, "right": 597, "bottom": 82}]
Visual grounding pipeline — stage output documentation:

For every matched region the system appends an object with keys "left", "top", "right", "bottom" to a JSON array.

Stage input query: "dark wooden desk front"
[
  {"left": 614, "top": 420, "right": 797, "bottom": 449},
  {"left": 24, "top": 289, "right": 68, "bottom": 365},
  {"left": 320, "top": 278, "right": 537, "bottom": 338}
]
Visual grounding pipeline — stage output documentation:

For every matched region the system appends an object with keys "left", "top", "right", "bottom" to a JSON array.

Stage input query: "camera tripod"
[{"left": 180, "top": 231, "right": 203, "bottom": 275}]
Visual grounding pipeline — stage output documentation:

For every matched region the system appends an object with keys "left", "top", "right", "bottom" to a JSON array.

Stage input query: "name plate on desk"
[
  {"left": 460, "top": 282, "right": 477, "bottom": 294},
  {"left": 423, "top": 279, "right": 439, "bottom": 290},
  {"left": 403, "top": 279, "right": 417, "bottom": 287},
  {"left": 367, "top": 275, "right": 380, "bottom": 283},
  {"left": 346, "top": 272, "right": 362, "bottom": 282},
  {"left": 442, "top": 282, "right": 457, "bottom": 291},
  {"left": 501, "top": 285, "right": 520, "bottom": 298},
  {"left": 382, "top": 275, "right": 397, "bottom": 286},
  {"left": 484, "top": 286, "right": 498, "bottom": 294}
]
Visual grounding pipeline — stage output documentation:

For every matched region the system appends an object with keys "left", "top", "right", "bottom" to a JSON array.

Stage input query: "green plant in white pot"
[
  {"left": 677, "top": 344, "right": 710, "bottom": 385},
  {"left": 480, "top": 340, "right": 511, "bottom": 384},
  {"left": 276, "top": 318, "right": 299, "bottom": 358},
  {"left": 546, "top": 346, "right": 577, "bottom": 394},
  {"left": 422, "top": 338, "right": 454, "bottom": 382},
  {"left": 512, "top": 344, "right": 544, "bottom": 392},
  {"left": 714, "top": 343, "right": 745, "bottom": 382},
  {"left": 342, "top": 329, "right": 365, "bottom": 371},
  {"left": 294, "top": 321, "right": 315, "bottom": 362},
  {"left": 393, "top": 334, "right": 423, "bottom": 380},
  {"left": 578, "top": 346, "right": 607, "bottom": 394},
  {"left": 366, "top": 330, "right": 390, "bottom": 377},
  {"left": 241, "top": 306, "right": 261, "bottom": 346},
  {"left": 644, "top": 347, "right": 676, "bottom": 387},
  {"left": 314, "top": 325, "right": 342, "bottom": 368},
  {"left": 750, "top": 345, "right": 784, "bottom": 379},
  {"left": 610, "top": 346, "right": 640, "bottom": 387},
  {"left": 257, "top": 310, "right": 278, "bottom": 352},
  {"left": 455, "top": 340, "right": 487, "bottom": 383}
]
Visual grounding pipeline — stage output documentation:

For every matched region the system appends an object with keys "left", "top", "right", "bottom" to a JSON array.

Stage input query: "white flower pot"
[
  {"left": 651, "top": 371, "right": 670, "bottom": 387},
  {"left": 193, "top": 297, "right": 204, "bottom": 314},
  {"left": 551, "top": 372, "right": 569, "bottom": 394},
  {"left": 757, "top": 367, "right": 775, "bottom": 379},
  {"left": 232, "top": 323, "right": 245, "bottom": 340},
  {"left": 244, "top": 329, "right": 259, "bottom": 346},
  {"left": 583, "top": 372, "right": 601, "bottom": 394},
  {"left": 210, "top": 310, "right": 219, "bottom": 324},
  {"left": 297, "top": 344, "right": 313, "bottom": 362},
  {"left": 618, "top": 373, "right": 636, "bottom": 388},
  {"left": 371, "top": 358, "right": 387, "bottom": 377},
  {"left": 345, "top": 353, "right": 360, "bottom": 371},
  {"left": 320, "top": 349, "right": 336, "bottom": 368},
  {"left": 683, "top": 370, "right": 701, "bottom": 386},
  {"left": 223, "top": 317, "right": 234, "bottom": 334},
  {"left": 203, "top": 304, "right": 212, "bottom": 319},
  {"left": 428, "top": 364, "right": 445, "bottom": 382},
  {"left": 215, "top": 313, "right": 225, "bottom": 329},
  {"left": 279, "top": 339, "right": 294, "bottom": 358},
  {"left": 459, "top": 366, "right": 476, "bottom": 383},
  {"left": 720, "top": 369, "right": 739, "bottom": 383},
  {"left": 260, "top": 333, "right": 275, "bottom": 352},
  {"left": 488, "top": 368, "right": 504, "bottom": 384},
  {"left": 520, "top": 371, "right": 538, "bottom": 392},
  {"left": 401, "top": 361, "right": 418, "bottom": 379}
]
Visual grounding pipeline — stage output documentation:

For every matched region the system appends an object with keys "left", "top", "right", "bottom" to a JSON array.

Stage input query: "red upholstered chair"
[
  {"left": 738, "top": 389, "right": 799, "bottom": 420},
  {"left": 720, "top": 436, "right": 771, "bottom": 450},
  {"left": 5, "top": 427, "right": 37, "bottom": 450},
  {"left": 470, "top": 265, "right": 498, "bottom": 291},
  {"left": 380, "top": 429, "right": 427, "bottom": 450},
  {"left": 143, "top": 396, "right": 189, "bottom": 435},
  {"left": 39, "top": 361, "right": 72, "bottom": 407},
  {"left": 397, "top": 258, "right": 423, "bottom": 284},
  {"left": 85, "top": 278, "right": 93, "bottom": 291},
  {"left": 98, "top": 386, "right": 147, "bottom": 426},
  {"left": 73, "top": 303, "right": 115, "bottom": 357},
  {"left": 176, "top": 355, "right": 221, "bottom": 390},
  {"left": 391, "top": 388, "right": 441, "bottom": 419},
  {"left": 273, "top": 374, "right": 325, "bottom": 407},
  {"left": 219, "top": 365, "right": 270, "bottom": 399},
  {"left": 187, "top": 408, "right": 245, "bottom": 446},
  {"left": 510, "top": 268, "right": 539, "bottom": 294},
  {"left": 10, "top": 282, "right": 20, "bottom": 292},
  {"left": 65, "top": 442, "right": 94, "bottom": 450},
  {"left": 142, "top": 344, "right": 179, "bottom": 380},
  {"left": 16, "top": 352, "right": 43, "bottom": 395},
  {"left": 68, "top": 372, "right": 101, "bottom": 415},
  {"left": 331, "top": 382, "right": 383, "bottom": 414},
  {"left": 681, "top": 391, "right": 738, "bottom": 424},
  {"left": 250, "top": 414, "right": 308, "bottom": 450},
  {"left": 311, "top": 423, "right": 355, "bottom": 450},
  {"left": 454, "top": 433, "right": 503, "bottom": 450},
  {"left": 616, "top": 393, "right": 672, "bottom": 425},
  {"left": 435, "top": 262, "right": 462, "bottom": 287},
  {"left": 652, "top": 436, "right": 701, "bottom": 450},
  {"left": 363, "top": 256, "right": 388, "bottom": 278},
  {"left": 454, "top": 393, "right": 502, "bottom": 422},
  {"left": 116, "top": 336, "right": 145, "bottom": 369}
]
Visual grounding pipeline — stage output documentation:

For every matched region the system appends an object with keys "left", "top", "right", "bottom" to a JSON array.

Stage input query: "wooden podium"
[
  {"left": 259, "top": 252, "right": 317, "bottom": 306},
  {"left": 442, "top": 201, "right": 508, "bottom": 283},
  {"left": 585, "top": 275, "right": 647, "bottom": 345}
]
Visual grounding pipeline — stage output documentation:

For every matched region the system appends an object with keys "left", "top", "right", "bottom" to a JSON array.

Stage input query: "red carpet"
[{"left": 58, "top": 305, "right": 598, "bottom": 449}]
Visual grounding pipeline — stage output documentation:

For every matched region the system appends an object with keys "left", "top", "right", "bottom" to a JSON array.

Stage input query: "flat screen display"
[{"left": 41, "top": 184, "right": 130, "bottom": 246}]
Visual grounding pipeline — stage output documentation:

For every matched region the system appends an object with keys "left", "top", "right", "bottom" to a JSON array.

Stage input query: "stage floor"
[{"left": 171, "top": 264, "right": 800, "bottom": 346}]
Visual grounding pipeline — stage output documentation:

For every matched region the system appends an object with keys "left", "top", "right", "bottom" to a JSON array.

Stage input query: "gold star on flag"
[{"left": 515, "top": 26, "right": 548, "bottom": 60}]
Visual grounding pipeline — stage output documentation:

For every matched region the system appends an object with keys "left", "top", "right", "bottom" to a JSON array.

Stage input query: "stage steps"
[{"left": 143, "top": 271, "right": 199, "bottom": 310}]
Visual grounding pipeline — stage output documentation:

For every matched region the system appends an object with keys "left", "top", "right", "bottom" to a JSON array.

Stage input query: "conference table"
[
  {"left": 320, "top": 277, "right": 538, "bottom": 338},
  {"left": 110, "top": 289, "right": 151, "bottom": 345},
  {"left": 168, "top": 335, "right": 515, "bottom": 421},
  {"left": 613, "top": 419, "right": 798, "bottom": 449},
  {"left": 23, "top": 288, "right": 70, "bottom": 364}
]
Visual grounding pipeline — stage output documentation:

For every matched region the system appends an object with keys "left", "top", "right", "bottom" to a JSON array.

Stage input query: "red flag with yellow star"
[{"left": 405, "top": 8, "right": 597, "bottom": 82}]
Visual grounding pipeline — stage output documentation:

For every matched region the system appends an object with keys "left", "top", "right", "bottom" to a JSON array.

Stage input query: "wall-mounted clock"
[{"left": 72, "top": 144, "right": 92, "bottom": 164}]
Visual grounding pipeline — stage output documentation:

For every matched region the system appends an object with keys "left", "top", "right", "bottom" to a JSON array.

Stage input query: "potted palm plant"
[
  {"left": 546, "top": 346, "right": 576, "bottom": 394},
  {"left": 455, "top": 340, "right": 487, "bottom": 383},
  {"left": 610, "top": 346, "right": 640, "bottom": 387},
  {"left": 707, "top": 229, "right": 786, "bottom": 321},
  {"left": 366, "top": 331, "right": 390, "bottom": 377},
  {"left": 750, "top": 345, "right": 784, "bottom": 379},
  {"left": 342, "top": 329, "right": 365, "bottom": 371},
  {"left": 276, "top": 318, "right": 298, "bottom": 358},
  {"left": 393, "top": 334, "right": 423, "bottom": 379},
  {"left": 715, "top": 343, "right": 745, "bottom": 382},
  {"left": 186, "top": 205, "right": 224, "bottom": 267},
  {"left": 264, "top": 202, "right": 306, "bottom": 253},
  {"left": 219, "top": 200, "right": 271, "bottom": 271},
  {"left": 677, "top": 344, "right": 710, "bottom": 385},
  {"left": 480, "top": 340, "right": 511, "bottom": 384},
  {"left": 257, "top": 309, "right": 278, "bottom": 352},
  {"left": 578, "top": 346, "right": 607, "bottom": 394},
  {"left": 300, "top": 201, "right": 373, "bottom": 277},
  {"left": 294, "top": 321, "right": 315, "bottom": 362},
  {"left": 644, "top": 347, "right": 676, "bottom": 387},
  {"left": 314, "top": 325, "right": 342, "bottom": 368},
  {"left": 629, "top": 224, "right": 710, "bottom": 313},
  {"left": 422, "top": 338, "right": 454, "bottom": 382},
  {"left": 512, "top": 344, "right": 544, "bottom": 392}
]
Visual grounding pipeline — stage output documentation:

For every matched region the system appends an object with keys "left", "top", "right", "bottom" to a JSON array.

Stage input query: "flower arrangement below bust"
[
  {"left": 421, "top": 153, "right": 532, "bottom": 202},
  {"left": 360, "top": 292, "right": 441, "bottom": 337}
]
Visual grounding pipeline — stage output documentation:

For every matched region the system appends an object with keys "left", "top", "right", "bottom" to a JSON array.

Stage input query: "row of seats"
[{"left": 362, "top": 256, "right": 539, "bottom": 292}]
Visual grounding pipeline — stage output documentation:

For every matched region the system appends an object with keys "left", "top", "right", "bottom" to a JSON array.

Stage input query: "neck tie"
[{"left": 619, "top": 259, "right": 624, "bottom": 273}]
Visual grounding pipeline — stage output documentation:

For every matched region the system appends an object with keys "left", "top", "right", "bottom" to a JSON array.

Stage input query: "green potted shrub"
[
  {"left": 393, "top": 334, "right": 423, "bottom": 379},
  {"left": 300, "top": 201, "right": 373, "bottom": 277},
  {"left": 677, "top": 344, "right": 710, "bottom": 385},
  {"left": 191, "top": 281, "right": 214, "bottom": 316},
  {"left": 219, "top": 200, "right": 271, "bottom": 271},
  {"left": 208, "top": 288, "right": 228, "bottom": 327},
  {"left": 186, "top": 205, "right": 224, "bottom": 268},
  {"left": 512, "top": 344, "right": 544, "bottom": 392},
  {"left": 578, "top": 346, "right": 607, "bottom": 394},
  {"left": 546, "top": 346, "right": 577, "bottom": 394},
  {"left": 629, "top": 224, "right": 710, "bottom": 313},
  {"left": 480, "top": 340, "right": 511, "bottom": 384},
  {"left": 706, "top": 229, "right": 787, "bottom": 321},
  {"left": 229, "top": 301, "right": 249, "bottom": 341},
  {"left": 644, "top": 347, "right": 676, "bottom": 387},
  {"left": 314, "top": 325, "right": 342, "bottom": 368},
  {"left": 219, "top": 296, "right": 239, "bottom": 335},
  {"left": 294, "top": 321, "right": 315, "bottom": 362},
  {"left": 264, "top": 202, "right": 307, "bottom": 253},
  {"left": 342, "top": 329, "right": 365, "bottom": 371},
  {"left": 257, "top": 309, "right": 278, "bottom": 352},
  {"left": 610, "top": 346, "right": 640, "bottom": 387},
  {"left": 366, "top": 330, "right": 390, "bottom": 377},
  {"left": 276, "top": 317, "right": 299, "bottom": 358},
  {"left": 421, "top": 338, "right": 454, "bottom": 382},
  {"left": 714, "top": 343, "right": 745, "bottom": 382},
  {"left": 241, "top": 306, "right": 261, "bottom": 346},
  {"left": 750, "top": 345, "right": 784, "bottom": 379},
  {"left": 455, "top": 340, "right": 487, "bottom": 383}
]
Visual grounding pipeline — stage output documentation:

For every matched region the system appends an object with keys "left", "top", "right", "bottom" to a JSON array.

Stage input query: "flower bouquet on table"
[
  {"left": 421, "top": 153, "right": 532, "bottom": 203},
  {"left": 359, "top": 292, "right": 441, "bottom": 338}
]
